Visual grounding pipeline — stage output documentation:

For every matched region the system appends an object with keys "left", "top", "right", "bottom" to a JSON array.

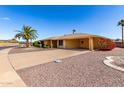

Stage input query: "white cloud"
[{"left": 1, "top": 17, "right": 10, "bottom": 21}]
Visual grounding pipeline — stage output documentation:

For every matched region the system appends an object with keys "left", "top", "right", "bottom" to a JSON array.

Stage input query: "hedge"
[{"left": 97, "top": 38, "right": 116, "bottom": 50}]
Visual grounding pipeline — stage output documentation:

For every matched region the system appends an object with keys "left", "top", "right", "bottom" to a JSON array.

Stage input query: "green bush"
[
  {"left": 43, "top": 45, "right": 50, "bottom": 48},
  {"left": 33, "top": 41, "right": 42, "bottom": 48},
  {"left": 33, "top": 41, "right": 50, "bottom": 48}
]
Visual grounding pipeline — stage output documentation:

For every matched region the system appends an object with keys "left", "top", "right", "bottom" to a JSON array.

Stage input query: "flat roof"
[{"left": 41, "top": 33, "right": 108, "bottom": 41}]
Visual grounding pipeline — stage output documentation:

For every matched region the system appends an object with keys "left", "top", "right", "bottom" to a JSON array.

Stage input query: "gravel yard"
[{"left": 17, "top": 48, "right": 124, "bottom": 87}]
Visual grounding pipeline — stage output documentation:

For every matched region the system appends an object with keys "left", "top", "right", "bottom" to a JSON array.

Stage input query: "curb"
[{"left": 103, "top": 56, "right": 124, "bottom": 72}]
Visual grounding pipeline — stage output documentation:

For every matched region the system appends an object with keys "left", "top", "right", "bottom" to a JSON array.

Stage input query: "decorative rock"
[{"left": 54, "top": 59, "right": 62, "bottom": 63}]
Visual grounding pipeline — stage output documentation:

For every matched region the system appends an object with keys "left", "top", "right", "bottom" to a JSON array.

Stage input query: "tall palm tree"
[
  {"left": 118, "top": 19, "right": 124, "bottom": 47},
  {"left": 72, "top": 29, "right": 76, "bottom": 34},
  {"left": 15, "top": 25, "right": 38, "bottom": 47}
]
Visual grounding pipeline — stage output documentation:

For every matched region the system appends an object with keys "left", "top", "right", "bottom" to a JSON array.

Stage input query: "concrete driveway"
[{"left": 9, "top": 49, "right": 90, "bottom": 70}]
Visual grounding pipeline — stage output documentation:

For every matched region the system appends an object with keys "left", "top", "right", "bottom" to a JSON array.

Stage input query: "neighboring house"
[
  {"left": 113, "top": 39, "right": 122, "bottom": 47},
  {"left": 41, "top": 33, "right": 110, "bottom": 51}
]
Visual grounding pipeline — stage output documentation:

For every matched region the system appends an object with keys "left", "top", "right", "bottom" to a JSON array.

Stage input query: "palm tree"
[
  {"left": 118, "top": 19, "right": 124, "bottom": 47},
  {"left": 15, "top": 25, "right": 38, "bottom": 47},
  {"left": 72, "top": 29, "right": 76, "bottom": 34}
]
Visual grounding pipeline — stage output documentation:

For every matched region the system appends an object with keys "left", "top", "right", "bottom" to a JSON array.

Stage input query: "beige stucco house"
[{"left": 41, "top": 33, "right": 109, "bottom": 51}]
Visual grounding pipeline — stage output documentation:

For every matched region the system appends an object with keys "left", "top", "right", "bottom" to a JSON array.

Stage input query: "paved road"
[{"left": 0, "top": 46, "right": 16, "bottom": 50}]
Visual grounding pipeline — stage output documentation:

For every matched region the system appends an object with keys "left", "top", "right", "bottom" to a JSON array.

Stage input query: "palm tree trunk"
[
  {"left": 26, "top": 39, "right": 29, "bottom": 47},
  {"left": 122, "top": 26, "right": 124, "bottom": 47}
]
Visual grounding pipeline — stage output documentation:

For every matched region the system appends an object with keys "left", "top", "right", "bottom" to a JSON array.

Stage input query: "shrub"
[
  {"left": 10, "top": 38, "right": 18, "bottom": 43},
  {"left": 33, "top": 41, "right": 42, "bottom": 48},
  {"left": 43, "top": 45, "right": 50, "bottom": 48},
  {"left": 97, "top": 38, "right": 116, "bottom": 50}
]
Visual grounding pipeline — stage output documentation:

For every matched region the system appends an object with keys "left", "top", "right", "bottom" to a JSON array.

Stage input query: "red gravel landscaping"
[{"left": 16, "top": 48, "right": 124, "bottom": 87}]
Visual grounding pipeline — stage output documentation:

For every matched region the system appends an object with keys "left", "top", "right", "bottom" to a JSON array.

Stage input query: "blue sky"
[{"left": 0, "top": 5, "right": 124, "bottom": 40}]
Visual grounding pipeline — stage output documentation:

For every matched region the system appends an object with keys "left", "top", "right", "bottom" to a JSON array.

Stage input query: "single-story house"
[
  {"left": 113, "top": 39, "right": 123, "bottom": 47},
  {"left": 41, "top": 33, "right": 110, "bottom": 51}
]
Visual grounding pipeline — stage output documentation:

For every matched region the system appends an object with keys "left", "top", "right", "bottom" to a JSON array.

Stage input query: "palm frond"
[
  {"left": 15, "top": 33, "right": 23, "bottom": 40},
  {"left": 15, "top": 25, "right": 38, "bottom": 41}
]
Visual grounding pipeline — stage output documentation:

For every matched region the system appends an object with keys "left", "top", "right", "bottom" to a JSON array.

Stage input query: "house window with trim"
[{"left": 59, "top": 40, "right": 63, "bottom": 46}]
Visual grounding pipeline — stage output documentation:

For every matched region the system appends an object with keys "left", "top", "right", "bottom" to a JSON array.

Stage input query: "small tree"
[
  {"left": 15, "top": 25, "right": 38, "bottom": 47},
  {"left": 97, "top": 38, "right": 116, "bottom": 50}
]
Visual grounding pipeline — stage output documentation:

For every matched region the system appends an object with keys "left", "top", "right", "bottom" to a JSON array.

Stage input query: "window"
[{"left": 59, "top": 40, "right": 63, "bottom": 46}]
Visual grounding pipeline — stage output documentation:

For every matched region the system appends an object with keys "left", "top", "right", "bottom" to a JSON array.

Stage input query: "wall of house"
[
  {"left": 79, "top": 37, "right": 105, "bottom": 50},
  {"left": 63, "top": 38, "right": 90, "bottom": 49},
  {"left": 63, "top": 37, "right": 99, "bottom": 49},
  {"left": 64, "top": 39, "right": 80, "bottom": 48},
  {"left": 56, "top": 40, "right": 65, "bottom": 48},
  {"left": 80, "top": 38, "right": 89, "bottom": 49}
]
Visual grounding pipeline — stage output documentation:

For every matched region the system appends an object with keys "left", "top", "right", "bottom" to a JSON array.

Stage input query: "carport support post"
[
  {"left": 50, "top": 40, "right": 53, "bottom": 48},
  {"left": 89, "top": 37, "right": 94, "bottom": 51},
  {"left": 57, "top": 40, "right": 59, "bottom": 48}
]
